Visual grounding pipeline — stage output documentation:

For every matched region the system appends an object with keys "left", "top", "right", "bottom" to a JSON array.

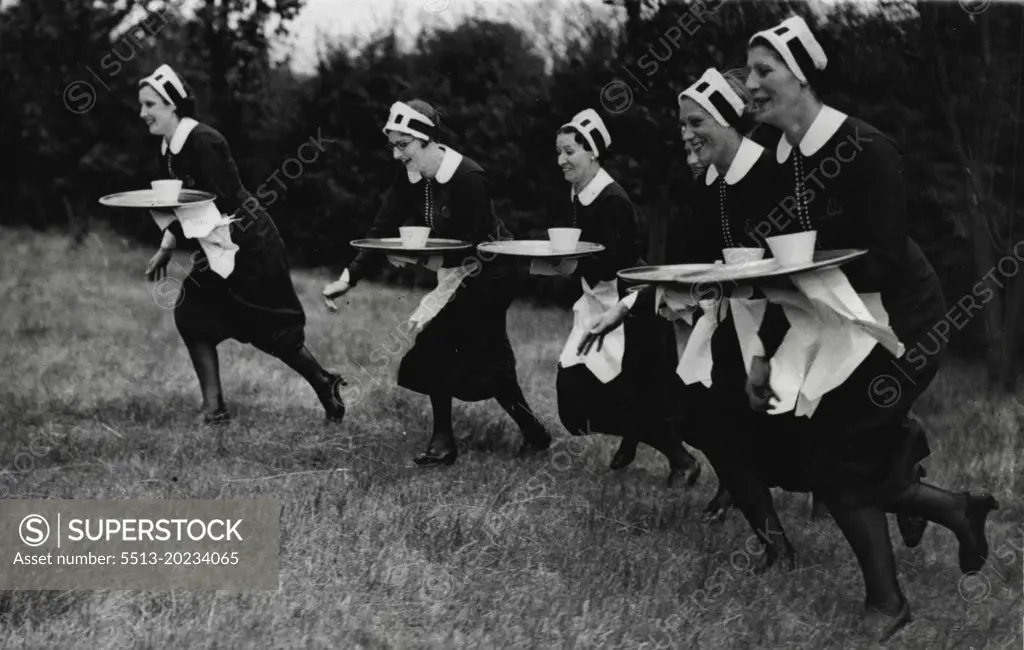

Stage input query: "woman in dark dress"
[
  {"left": 744, "top": 17, "right": 998, "bottom": 639},
  {"left": 545, "top": 109, "right": 701, "bottom": 487},
  {"left": 581, "top": 69, "right": 787, "bottom": 517},
  {"left": 672, "top": 68, "right": 791, "bottom": 523},
  {"left": 322, "top": 100, "right": 551, "bottom": 465},
  {"left": 138, "top": 64, "right": 346, "bottom": 424}
]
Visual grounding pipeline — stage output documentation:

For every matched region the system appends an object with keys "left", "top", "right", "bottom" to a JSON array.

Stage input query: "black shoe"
[
  {"left": 521, "top": 425, "right": 552, "bottom": 452},
  {"left": 318, "top": 373, "right": 347, "bottom": 422},
  {"left": 703, "top": 485, "right": 733, "bottom": 522},
  {"left": 609, "top": 440, "right": 637, "bottom": 470},
  {"left": 863, "top": 598, "right": 912, "bottom": 643},
  {"left": 414, "top": 446, "right": 458, "bottom": 466},
  {"left": 667, "top": 460, "right": 701, "bottom": 488},
  {"left": 959, "top": 491, "right": 999, "bottom": 573},
  {"left": 754, "top": 539, "right": 798, "bottom": 575},
  {"left": 201, "top": 408, "right": 231, "bottom": 425}
]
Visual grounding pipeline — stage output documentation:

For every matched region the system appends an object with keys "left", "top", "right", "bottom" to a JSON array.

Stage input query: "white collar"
[
  {"left": 705, "top": 137, "right": 764, "bottom": 186},
  {"left": 776, "top": 105, "right": 848, "bottom": 163},
  {"left": 571, "top": 167, "right": 615, "bottom": 206},
  {"left": 407, "top": 145, "right": 463, "bottom": 184},
  {"left": 161, "top": 117, "right": 200, "bottom": 155}
]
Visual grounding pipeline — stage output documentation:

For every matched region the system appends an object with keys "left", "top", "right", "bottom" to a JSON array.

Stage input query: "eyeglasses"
[{"left": 386, "top": 139, "right": 416, "bottom": 153}]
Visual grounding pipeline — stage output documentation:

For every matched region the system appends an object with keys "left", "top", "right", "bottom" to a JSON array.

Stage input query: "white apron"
[
  {"left": 150, "top": 202, "right": 239, "bottom": 279},
  {"left": 558, "top": 278, "right": 625, "bottom": 383},
  {"left": 407, "top": 258, "right": 477, "bottom": 336}
]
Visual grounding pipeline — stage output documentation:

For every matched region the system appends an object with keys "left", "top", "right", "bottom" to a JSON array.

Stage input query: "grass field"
[{"left": 0, "top": 225, "right": 1021, "bottom": 649}]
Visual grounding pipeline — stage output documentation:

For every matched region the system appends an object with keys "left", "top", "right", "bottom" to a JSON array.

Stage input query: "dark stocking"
[
  {"left": 183, "top": 337, "right": 225, "bottom": 415},
  {"left": 713, "top": 458, "right": 795, "bottom": 568},
  {"left": 278, "top": 345, "right": 345, "bottom": 419},
  {"left": 824, "top": 499, "right": 905, "bottom": 615},
  {"left": 495, "top": 382, "right": 551, "bottom": 450},
  {"left": 884, "top": 482, "right": 999, "bottom": 573},
  {"left": 427, "top": 393, "right": 456, "bottom": 454}
]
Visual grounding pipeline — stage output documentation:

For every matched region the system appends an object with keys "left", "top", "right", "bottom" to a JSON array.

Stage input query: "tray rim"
[
  {"left": 98, "top": 189, "right": 217, "bottom": 210},
  {"left": 476, "top": 240, "right": 606, "bottom": 259},
  {"left": 617, "top": 249, "right": 868, "bottom": 285},
  {"left": 350, "top": 237, "right": 474, "bottom": 253}
]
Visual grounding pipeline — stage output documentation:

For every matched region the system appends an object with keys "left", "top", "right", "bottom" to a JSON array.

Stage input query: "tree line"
[{"left": 0, "top": 0, "right": 1020, "bottom": 388}]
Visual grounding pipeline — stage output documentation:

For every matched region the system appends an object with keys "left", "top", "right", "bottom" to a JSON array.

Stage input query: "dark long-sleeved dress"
[
  {"left": 554, "top": 171, "right": 679, "bottom": 438},
  {"left": 753, "top": 106, "right": 947, "bottom": 506},
  {"left": 346, "top": 148, "right": 520, "bottom": 401},
  {"left": 156, "top": 119, "right": 307, "bottom": 357},
  {"left": 658, "top": 138, "right": 788, "bottom": 456}
]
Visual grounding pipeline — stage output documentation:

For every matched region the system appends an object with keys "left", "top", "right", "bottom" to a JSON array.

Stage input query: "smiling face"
[
  {"left": 386, "top": 130, "right": 430, "bottom": 174},
  {"left": 745, "top": 44, "right": 805, "bottom": 129},
  {"left": 555, "top": 131, "right": 597, "bottom": 186},
  {"left": 138, "top": 85, "right": 178, "bottom": 139},
  {"left": 678, "top": 98, "right": 733, "bottom": 170}
]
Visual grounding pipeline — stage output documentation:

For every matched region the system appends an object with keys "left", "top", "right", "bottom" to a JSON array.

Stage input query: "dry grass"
[{"left": 0, "top": 226, "right": 1020, "bottom": 649}]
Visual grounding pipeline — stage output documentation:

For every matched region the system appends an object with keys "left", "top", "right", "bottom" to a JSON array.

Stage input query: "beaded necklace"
[
  {"left": 791, "top": 149, "right": 813, "bottom": 232},
  {"left": 716, "top": 177, "right": 737, "bottom": 248},
  {"left": 423, "top": 178, "right": 434, "bottom": 229}
]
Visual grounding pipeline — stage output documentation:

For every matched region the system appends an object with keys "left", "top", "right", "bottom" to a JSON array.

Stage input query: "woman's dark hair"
[
  {"left": 403, "top": 98, "right": 450, "bottom": 143},
  {"left": 556, "top": 125, "right": 591, "bottom": 152},
  {"left": 174, "top": 94, "right": 197, "bottom": 119},
  {"left": 721, "top": 68, "right": 758, "bottom": 135},
  {"left": 677, "top": 70, "right": 757, "bottom": 136},
  {"left": 748, "top": 18, "right": 839, "bottom": 98},
  {"left": 555, "top": 124, "right": 613, "bottom": 159},
  {"left": 140, "top": 77, "right": 197, "bottom": 119}
]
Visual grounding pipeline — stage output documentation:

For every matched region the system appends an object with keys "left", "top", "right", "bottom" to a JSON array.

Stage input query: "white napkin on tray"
[
  {"left": 761, "top": 267, "right": 903, "bottom": 417},
  {"left": 559, "top": 278, "right": 625, "bottom": 383},
  {"left": 150, "top": 201, "right": 238, "bottom": 278}
]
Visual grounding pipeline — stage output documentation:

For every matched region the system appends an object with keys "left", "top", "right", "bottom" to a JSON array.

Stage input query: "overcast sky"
[
  {"left": 278, "top": 0, "right": 869, "bottom": 73},
  {"left": 279, "top": 0, "right": 612, "bottom": 73},
  {"left": 0, "top": 0, "right": 872, "bottom": 75}
]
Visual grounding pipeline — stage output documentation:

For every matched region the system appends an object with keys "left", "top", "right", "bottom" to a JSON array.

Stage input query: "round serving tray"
[
  {"left": 476, "top": 240, "right": 605, "bottom": 260},
  {"left": 618, "top": 249, "right": 868, "bottom": 285},
  {"left": 98, "top": 189, "right": 216, "bottom": 210},
  {"left": 350, "top": 237, "right": 473, "bottom": 255}
]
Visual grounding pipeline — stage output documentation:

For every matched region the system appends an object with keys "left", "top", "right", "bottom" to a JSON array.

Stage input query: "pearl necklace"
[
  {"left": 792, "top": 150, "right": 813, "bottom": 232},
  {"left": 717, "top": 178, "right": 737, "bottom": 248}
]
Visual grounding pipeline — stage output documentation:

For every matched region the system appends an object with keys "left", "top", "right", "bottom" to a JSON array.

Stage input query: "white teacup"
[
  {"left": 721, "top": 247, "right": 765, "bottom": 265},
  {"left": 151, "top": 179, "right": 183, "bottom": 202},
  {"left": 548, "top": 227, "right": 582, "bottom": 252},
  {"left": 399, "top": 226, "right": 431, "bottom": 248},
  {"left": 766, "top": 231, "right": 817, "bottom": 266}
]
